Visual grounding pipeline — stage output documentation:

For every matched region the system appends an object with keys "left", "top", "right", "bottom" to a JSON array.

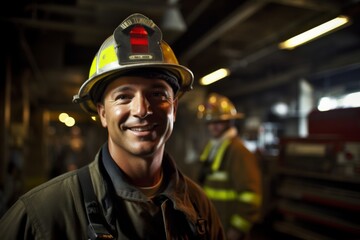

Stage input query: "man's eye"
[
  {"left": 114, "top": 94, "right": 131, "bottom": 101},
  {"left": 151, "top": 91, "right": 169, "bottom": 99}
]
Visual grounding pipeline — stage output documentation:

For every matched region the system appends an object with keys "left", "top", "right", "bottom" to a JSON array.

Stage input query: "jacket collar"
[
  {"left": 98, "top": 142, "right": 197, "bottom": 221},
  {"left": 89, "top": 143, "right": 198, "bottom": 225}
]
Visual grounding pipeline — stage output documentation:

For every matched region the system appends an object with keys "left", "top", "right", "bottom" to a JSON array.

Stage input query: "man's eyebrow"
[{"left": 112, "top": 85, "right": 133, "bottom": 92}]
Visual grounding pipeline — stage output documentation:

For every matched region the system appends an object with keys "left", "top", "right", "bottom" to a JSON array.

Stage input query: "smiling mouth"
[
  {"left": 126, "top": 124, "right": 156, "bottom": 132},
  {"left": 130, "top": 126, "right": 154, "bottom": 131}
]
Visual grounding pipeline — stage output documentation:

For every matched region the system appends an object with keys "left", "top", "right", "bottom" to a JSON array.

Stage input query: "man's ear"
[{"left": 97, "top": 103, "right": 107, "bottom": 127}]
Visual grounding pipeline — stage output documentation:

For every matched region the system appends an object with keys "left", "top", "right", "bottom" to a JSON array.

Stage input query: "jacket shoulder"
[
  {"left": 21, "top": 170, "right": 80, "bottom": 200},
  {"left": 18, "top": 169, "right": 88, "bottom": 239}
]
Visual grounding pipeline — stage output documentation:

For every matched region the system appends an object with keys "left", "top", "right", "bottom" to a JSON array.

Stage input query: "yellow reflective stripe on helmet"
[
  {"left": 211, "top": 139, "right": 230, "bottom": 171},
  {"left": 88, "top": 43, "right": 118, "bottom": 79},
  {"left": 230, "top": 214, "right": 252, "bottom": 233},
  {"left": 98, "top": 44, "right": 118, "bottom": 70},
  {"left": 203, "top": 187, "right": 261, "bottom": 205},
  {"left": 89, "top": 56, "right": 98, "bottom": 78}
]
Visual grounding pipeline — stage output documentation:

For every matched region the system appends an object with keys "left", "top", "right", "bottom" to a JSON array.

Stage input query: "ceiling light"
[
  {"left": 342, "top": 92, "right": 360, "bottom": 108},
  {"left": 318, "top": 97, "right": 338, "bottom": 111},
  {"left": 64, "top": 116, "right": 76, "bottom": 127},
  {"left": 162, "top": 8, "right": 187, "bottom": 33},
  {"left": 200, "top": 68, "right": 230, "bottom": 85},
  {"left": 58, "top": 113, "right": 69, "bottom": 123},
  {"left": 317, "top": 91, "right": 360, "bottom": 111},
  {"left": 272, "top": 102, "right": 289, "bottom": 116},
  {"left": 279, "top": 15, "right": 350, "bottom": 50},
  {"left": 161, "top": 0, "right": 187, "bottom": 43}
]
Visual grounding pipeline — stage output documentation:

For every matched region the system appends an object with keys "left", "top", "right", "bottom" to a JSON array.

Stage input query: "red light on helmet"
[{"left": 130, "top": 25, "right": 149, "bottom": 53}]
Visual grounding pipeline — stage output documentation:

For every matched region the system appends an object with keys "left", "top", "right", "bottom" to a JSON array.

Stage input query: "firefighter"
[
  {"left": 0, "top": 14, "right": 225, "bottom": 239},
  {"left": 197, "top": 93, "right": 262, "bottom": 240}
]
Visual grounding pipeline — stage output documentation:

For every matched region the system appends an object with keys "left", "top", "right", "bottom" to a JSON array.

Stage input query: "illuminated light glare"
[
  {"left": 197, "top": 104, "right": 205, "bottom": 119},
  {"left": 317, "top": 91, "right": 360, "bottom": 111},
  {"left": 318, "top": 97, "right": 338, "bottom": 111},
  {"left": 341, "top": 92, "right": 360, "bottom": 107},
  {"left": 59, "top": 113, "right": 69, "bottom": 122},
  {"left": 279, "top": 16, "right": 349, "bottom": 50},
  {"left": 65, "top": 117, "right": 76, "bottom": 127},
  {"left": 200, "top": 68, "right": 230, "bottom": 85},
  {"left": 91, "top": 116, "right": 97, "bottom": 121},
  {"left": 272, "top": 102, "right": 288, "bottom": 116},
  {"left": 209, "top": 95, "right": 217, "bottom": 103},
  {"left": 220, "top": 100, "right": 229, "bottom": 109},
  {"left": 198, "top": 104, "right": 205, "bottom": 112}
]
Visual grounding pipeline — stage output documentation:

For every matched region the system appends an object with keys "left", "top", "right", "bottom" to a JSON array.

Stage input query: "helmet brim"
[{"left": 73, "top": 63, "right": 193, "bottom": 115}]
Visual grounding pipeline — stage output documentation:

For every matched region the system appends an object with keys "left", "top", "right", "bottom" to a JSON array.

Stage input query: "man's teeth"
[{"left": 130, "top": 126, "right": 153, "bottom": 131}]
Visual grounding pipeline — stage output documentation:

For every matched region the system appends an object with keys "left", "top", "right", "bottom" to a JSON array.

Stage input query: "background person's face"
[
  {"left": 97, "top": 76, "right": 178, "bottom": 157},
  {"left": 207, "top": 120, "right": 231, "bottom": 139}
]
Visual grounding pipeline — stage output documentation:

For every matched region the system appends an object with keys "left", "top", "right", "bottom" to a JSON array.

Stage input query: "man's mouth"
[
  {"left": 129, "top": 125, "right": 155, "bottom": 132},
  {"left": 125, "top": 123, "right": 157, "bottom": 132}
]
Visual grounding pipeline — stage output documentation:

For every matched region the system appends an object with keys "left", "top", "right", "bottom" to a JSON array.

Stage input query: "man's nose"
[{"left": 132, "top": 93, "right": 153, "bottom": 118}]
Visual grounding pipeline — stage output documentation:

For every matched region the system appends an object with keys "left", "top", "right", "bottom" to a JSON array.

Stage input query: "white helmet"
[{"left": 73, "top": 13, "right": 194, "bottom": 115}]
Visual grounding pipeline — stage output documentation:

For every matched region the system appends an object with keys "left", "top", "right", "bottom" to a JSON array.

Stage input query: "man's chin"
[{"left": 132, "top": 144, "right": 160, "bottom": 158}]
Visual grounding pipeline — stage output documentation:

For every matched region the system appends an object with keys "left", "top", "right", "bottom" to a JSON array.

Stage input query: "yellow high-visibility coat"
[{"left": 199, "top": 136, "right": 262, "bottom": 235}]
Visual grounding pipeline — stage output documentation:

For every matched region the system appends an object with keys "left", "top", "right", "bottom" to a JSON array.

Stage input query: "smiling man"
[
  {"left": 98, "top": 75, "right": 177, "bottom": 187},
  {"left": 0, "top": 13, "right": 225, "bottom": 240}
]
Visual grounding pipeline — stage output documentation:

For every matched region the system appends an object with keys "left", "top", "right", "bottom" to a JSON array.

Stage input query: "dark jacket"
[
  {"left": 0, "top": 146, "right": 224, "bottom": 240},
  {"left": 199, "top": 135, "right": 262, "bottom": 234}
]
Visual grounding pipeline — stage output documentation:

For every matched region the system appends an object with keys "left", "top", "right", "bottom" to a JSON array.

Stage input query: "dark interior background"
[{"left": 1, "top": 1, "right": 360, "bottom": 239}]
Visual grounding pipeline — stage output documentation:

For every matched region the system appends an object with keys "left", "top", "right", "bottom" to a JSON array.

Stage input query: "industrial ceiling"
[{"left": 3, "top": 0, "right": 360, "bottom": 122}]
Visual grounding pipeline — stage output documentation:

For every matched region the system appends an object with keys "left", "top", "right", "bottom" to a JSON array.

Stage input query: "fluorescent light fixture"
[
  {"left": 317, "top": 91, "right": 360, "bottom": 111},
  {"left": 317, "top": 97, "right": 338, "bottom": 111},
  {"left": 279, "top": 15, "right": 350, "bottom": 50},
  {"left": 200, "top": 68, "right": 230, "bottom": 85},
  {"left": 342, "top": 92, "right": 360, "bottom": 108}
]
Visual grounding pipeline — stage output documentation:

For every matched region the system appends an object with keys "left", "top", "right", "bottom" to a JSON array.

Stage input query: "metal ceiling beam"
[
  {"left": 185, "top": 0, "right": 215, "bottom": 26},
  {"left": 224, "top": 49, "right": 360, "bottom": 97},
  {"left": 26, "top": 4, "right": 94, "bottom": 17},
  {"left": 77, "top": 0, "right": 170, "bottom": 11},
  {"left": 180, "top": 1, "right": 266, "bottom": 62},
  {"left": 8, "top": 18, "right": 113, "bottom": 35},
  {"left": 263, "top": 0, "right": 342, "bottom": 10},
  {"left": 27, "top": 2, "right": 170, "bottom": 15}
]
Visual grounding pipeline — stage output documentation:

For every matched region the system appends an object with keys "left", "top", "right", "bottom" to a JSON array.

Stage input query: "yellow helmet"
[
  {"left": 198, "top": 93, "right": 244, "bottom": 121},
  {"left": 73, "top": 13, "right": 194, "bottom": 114}
]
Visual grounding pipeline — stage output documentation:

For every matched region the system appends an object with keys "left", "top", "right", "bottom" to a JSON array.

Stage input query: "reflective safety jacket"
[
  {"left": 0, "top": 145, "right": 225, "bottom": 240},
  {"left": 198, "top": 134, "right": 262, "bottom": 234}
]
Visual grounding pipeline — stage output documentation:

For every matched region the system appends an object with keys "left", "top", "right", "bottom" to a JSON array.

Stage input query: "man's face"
[
  {"left": 207, "top": 120, "right": 230, "bottom": 139},
  {"left": 97, "top": 76, "right": 178, "bottom": 157}
]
